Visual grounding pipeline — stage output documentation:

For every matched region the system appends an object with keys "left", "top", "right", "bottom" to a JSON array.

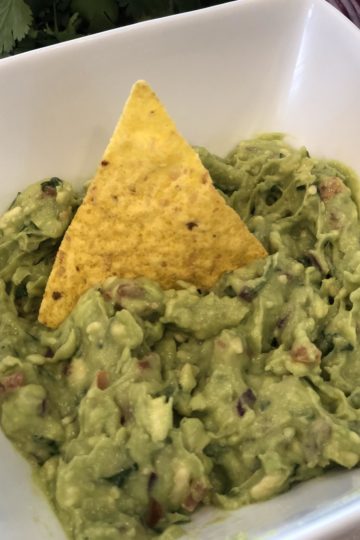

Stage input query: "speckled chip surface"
[{"left": 39, "top": 81, "right": 266, "bottom": 328}]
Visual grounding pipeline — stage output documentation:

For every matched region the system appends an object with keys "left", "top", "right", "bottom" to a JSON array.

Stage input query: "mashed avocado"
[{"left": 1, "top": 135, "right": 360, "bottom": 539}]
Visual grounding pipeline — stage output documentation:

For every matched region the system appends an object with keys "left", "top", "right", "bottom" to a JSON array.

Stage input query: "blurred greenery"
[{"left": 0, "top": 0, "right": 228, "bottom": 57}]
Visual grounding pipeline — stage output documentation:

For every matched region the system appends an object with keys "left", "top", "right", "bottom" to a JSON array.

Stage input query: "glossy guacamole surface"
[{"left": 1, "top": 135, "right": 360, "bottom": 539}]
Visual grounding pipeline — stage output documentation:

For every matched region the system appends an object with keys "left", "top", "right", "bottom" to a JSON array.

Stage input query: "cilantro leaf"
[
  {"left": 44, "top": 12, "right": 81, "bottom": 42},
  {"left": 117, "top": 0, "right": 172, "bottom": 20},
  {"left": 3, "top": 0, "right": 230, "bottom": 56},
  {"left": 173, "top": 0, "right": 202, "bottom": 10},
  {"left": 71, "top": 0, "right": 118, "bottom": 32},
  {"left": 0, "top": 0, "right": 33, "bottom": 54}
]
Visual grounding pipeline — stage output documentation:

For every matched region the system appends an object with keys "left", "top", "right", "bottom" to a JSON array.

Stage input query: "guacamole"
[{"left": 1, "top": 135, "right": 360, "bottom": 539}]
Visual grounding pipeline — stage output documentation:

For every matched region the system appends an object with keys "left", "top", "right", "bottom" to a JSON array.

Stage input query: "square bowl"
[{"left": 1, "top": 0, "right": 360, "bottom": 538}]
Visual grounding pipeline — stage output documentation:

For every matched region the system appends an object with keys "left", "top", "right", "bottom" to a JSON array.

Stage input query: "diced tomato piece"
[
  {"left": 291, "top": 344, "right": 321, "bottom": 364},
  {"left": 182, "top": 481, "right": 207, "bottom": 512},
  {"left": 0, "top": 372, "right": 25, "bottom": 392},
  {"left": 319, "top": 177, "right": 345, "bottom": 202},
  {"left": 96, "top": 370, "right": 109, "bottom": 390},
  {"left": 146, "top": 497, "right": 163, "bottom": 528}
]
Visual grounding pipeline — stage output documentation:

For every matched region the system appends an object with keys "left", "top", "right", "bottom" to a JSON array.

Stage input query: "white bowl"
[{"left": 1, "top": 0, "right": 360, "bottom": 538}]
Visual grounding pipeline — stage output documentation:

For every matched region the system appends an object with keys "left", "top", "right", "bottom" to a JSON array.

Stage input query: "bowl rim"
[
  {"left": 1, "top": 1, "right": 360, "bottom": 539},
  {"left": 1, "top": 0, "right": 359, "bottom": 68}
]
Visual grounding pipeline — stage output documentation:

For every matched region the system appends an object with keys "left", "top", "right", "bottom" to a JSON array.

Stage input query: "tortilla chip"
[{"left": 39, "top": 80, "right": 267, "bottom": 328}]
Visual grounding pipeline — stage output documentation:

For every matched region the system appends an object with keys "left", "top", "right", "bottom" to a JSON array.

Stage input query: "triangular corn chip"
[{"left": 39, "top": 81, "right": 267, "bottom": 328}]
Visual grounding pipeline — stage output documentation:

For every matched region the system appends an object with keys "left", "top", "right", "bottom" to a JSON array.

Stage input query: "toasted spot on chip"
[
  {"left": 39, "top": 80, "right": 267, "bottom": 328},
  {"left": 186, "top": 222, "right": 198, "bottom": 230}
]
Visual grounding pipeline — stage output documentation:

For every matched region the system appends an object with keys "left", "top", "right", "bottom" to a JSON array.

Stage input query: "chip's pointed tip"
[
  {"left": 131, "top": 79, "right": 153, "bottom": 94},
  {"left": 133, "top": 79, "right": 149, "bottom": 86}
]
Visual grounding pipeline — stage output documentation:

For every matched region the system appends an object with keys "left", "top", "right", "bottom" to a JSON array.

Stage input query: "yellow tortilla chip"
[{"left": 39, "top": 80, "right": 267, "bottom": 328}]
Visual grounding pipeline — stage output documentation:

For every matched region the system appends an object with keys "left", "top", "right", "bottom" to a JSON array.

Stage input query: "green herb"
[
  {"left": 41, "top": 177, "right": 63, "bottom": 191},
  {"left": 104, "top": 463, "right": 139, "bottom": 487},
  {"left": 0, "top": 0, "right": 33, "bottom": 54},
  {"left": 1, "top": 0, "right": 228, "bottom": 57},
  {"left": 33, "top": 434, "right": 59, "bottom": 450},
  {"left": 14, "top": 281, "right": 28, "bottom": 300}
]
